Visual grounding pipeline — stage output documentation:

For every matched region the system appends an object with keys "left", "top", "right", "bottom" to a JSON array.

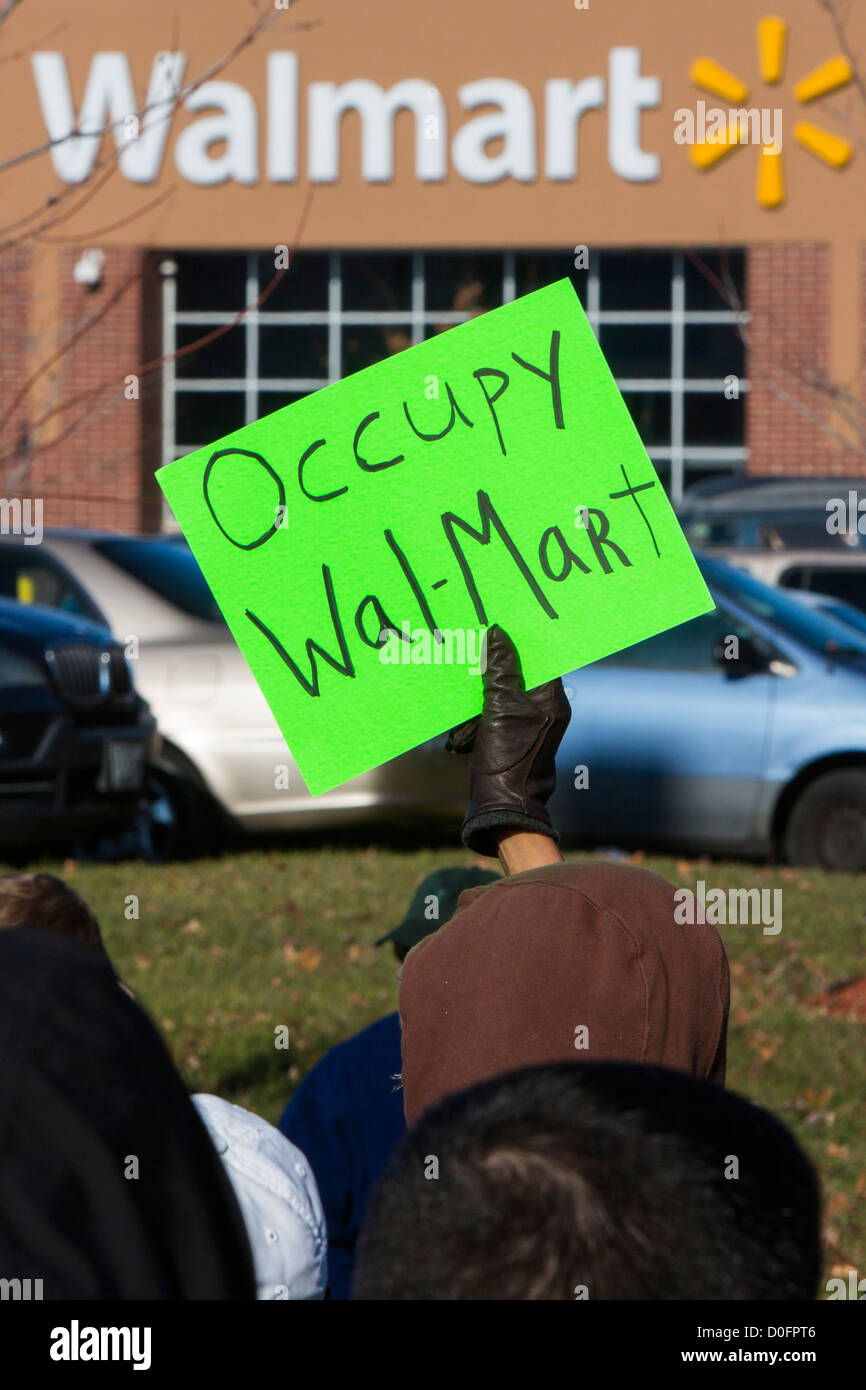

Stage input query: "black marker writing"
[
  {"left": 246, "top": 564, "right": 355, "bottom": 697},
  {"left": 203, "top": 448, "right": 286, "bottom": 550},
  {"left": 441, "top": 488, "right": 558, "bottom": 624}
]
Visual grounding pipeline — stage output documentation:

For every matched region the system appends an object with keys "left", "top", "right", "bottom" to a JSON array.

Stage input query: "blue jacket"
[{"left": 278, "top": 1011, "right": 406, "bottom": 1300}]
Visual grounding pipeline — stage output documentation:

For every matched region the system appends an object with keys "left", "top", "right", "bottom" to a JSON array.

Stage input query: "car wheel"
[
  {"left": 86, "top": 768, "right": 222, "bottom": 863},
  {"left": 784, "top": 769, "right": 866, "bottom": 872},
  {"left": 138, "top": 768, "right": 225, "bottom": 862}
]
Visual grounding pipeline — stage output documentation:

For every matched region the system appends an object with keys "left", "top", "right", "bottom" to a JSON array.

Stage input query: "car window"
[
  {"left": 92, "top": 538, "right": 225, "bottom": 625},
  {"left": 683, "top": 514, "right": 858, "bottom": 550},
  {"left": 702, "top": 556, "right": 866, "bottom": 657},
  {"left": 818, "top": 602, "right": 866, "bottom": 639},
  {"left": 600, "top": 606, "right": 757, "bottom": 671},
  {"left": 781, "top": 566, "right": 866, "bottom": 613},
  {"left": 0, "top": 549, "right": 104, "bottom": 623}
]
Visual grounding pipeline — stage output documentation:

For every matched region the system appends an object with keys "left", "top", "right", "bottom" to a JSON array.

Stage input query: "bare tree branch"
[
  {"left": 0, "top": 0, "right": 24, "bottom": 32},
  {"left": 0, "top": 19, "right": 68, "bottom": 67},
  {"left": 0, "top": 4, "right": 317, "bottom": 177},
  {"left": 39, "top": 184, "right": 176, "bottom": 243},
  {"left": 0, "top": 3, "right": 318, "bottom": 251},
  {"left": 818, "top": 0, "right": 866, "bottom": 108},
  {"left": 681, "top": 0, "right": 866, "bottom": 463},
  {"left": 0, "top": 0, "right": 321, "bottom": 491},
  {"left": 0, "top": 184, "right": 316, "bottom": 477}
]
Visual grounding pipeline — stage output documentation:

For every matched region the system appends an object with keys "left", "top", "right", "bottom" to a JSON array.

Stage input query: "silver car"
[{"left": 0, "top": 532, "right": 464, "bottom": 855}]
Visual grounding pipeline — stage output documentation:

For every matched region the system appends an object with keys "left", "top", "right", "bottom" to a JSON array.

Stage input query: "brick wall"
[
  {"left": 746, "top": 242, "right": 866, "bottom": 476},
  {"left": 0, "top": 246, "right": 161, "bottom": 533},
  {"left": 0, "top": 246, "right": 33, "bottom": 495},
  {"left": 5, "top": 239, "right": 865, "bottom": 532}
]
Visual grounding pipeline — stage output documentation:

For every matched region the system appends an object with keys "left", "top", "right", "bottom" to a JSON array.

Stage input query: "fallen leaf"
[
  {"left": 161, "top": 1018, "right": 176, "bottom": 1032},
  {"left": 186, "top": 1054, "right": 202, "bottom": 1071},
  {"left": 132, "top": 954, "right": 151, "bottom": 971},
  {"left": 182, "top": 918, "right": 202, "bottom": 934},
  {"left": 826, "top": 1192, "right": 850, "bottom": 1216},
  {"left": 827, "top": 1142, "right": 850, "bottom": 1159},
  {"left": 346, "top": 943, "right": 363, "bottom": 962},
  {"left": 299, "top": 947, "right": 321, "bottom": 971}
]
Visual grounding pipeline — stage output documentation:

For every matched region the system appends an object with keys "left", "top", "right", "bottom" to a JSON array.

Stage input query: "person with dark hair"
[
  {"left": 354, "top": 1060, "right": 822, "bottom": 1301},
  {"left": 0, "top": 928, "right": 256, "bottom": 1299},
  {"left": 279, "top": 865, "right": 498, "bottom": 1300},
  {"left": 398, "top": 625, "right": 730, "bottom": 1125},
  {"left": 0, "top": 871, "right": 105, "bottom": 953},
  {"left": 0, "top": 869, "right": 137, "bottom": 996}
]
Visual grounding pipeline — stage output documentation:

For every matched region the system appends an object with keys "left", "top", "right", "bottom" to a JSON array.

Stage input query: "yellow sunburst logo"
[{"left": 688, "top": 14, "right": 853, "bottom": 207}]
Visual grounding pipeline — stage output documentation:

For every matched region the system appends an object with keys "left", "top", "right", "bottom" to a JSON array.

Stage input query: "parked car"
[
  {"left": 785, "top": 589, "right": 866, "bottom": 640},
  {"left": 551, "top": 553, "right": 866, "bottom": 871},
  {"left": 6, "top": 534, "right": 866, "bottom": 869},
  {"left": 678, "top": 474, "right": 866, "bottom": 551},
  {"left": 711, "top": 547, "right": 866, "bottom": 615},
  {"left": 0, "top": 598, "right": 155, "bottom": 855},
  {"left": 0, "top": 532, "right": 466, "bottom": 856}
]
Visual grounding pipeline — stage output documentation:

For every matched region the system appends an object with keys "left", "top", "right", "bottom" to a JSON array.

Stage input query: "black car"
[
  {"left": 677, "top": 474, "right": 866, "bottom": 551},
  {"left": 0, "top": 598, "right": 156, "bottom": 853}
]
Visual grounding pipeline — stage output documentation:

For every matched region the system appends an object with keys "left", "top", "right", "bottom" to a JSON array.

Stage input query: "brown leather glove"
[{"left": 446, "top": 624, "right": 572, "bottom": 856}]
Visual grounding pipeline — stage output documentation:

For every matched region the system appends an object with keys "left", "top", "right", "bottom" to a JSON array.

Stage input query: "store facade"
[{"left": 0, "top": 0, "right": 863, "bottom": 531}]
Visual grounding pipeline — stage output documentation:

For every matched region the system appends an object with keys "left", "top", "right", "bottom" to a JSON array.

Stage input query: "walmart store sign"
[{"left": 32, "top": 49, "right": 662, "bottom": 186}]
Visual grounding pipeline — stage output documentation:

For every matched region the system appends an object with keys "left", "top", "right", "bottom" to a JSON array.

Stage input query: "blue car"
[{"left": 551, "top": 553, "right": 866, "bottom": 871}]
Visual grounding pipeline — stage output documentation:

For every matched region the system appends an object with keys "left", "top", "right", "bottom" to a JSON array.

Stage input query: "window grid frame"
[{"left": 162, "top": 249, "right": 750, "bottom": 508}]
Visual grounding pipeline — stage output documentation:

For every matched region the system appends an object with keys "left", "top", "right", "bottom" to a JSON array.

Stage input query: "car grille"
[{"left": 44, "top": 642, "right": 132, "bottom": 708}]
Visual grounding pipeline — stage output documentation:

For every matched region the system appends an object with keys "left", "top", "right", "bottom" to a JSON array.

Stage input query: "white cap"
[{"left": 193, "top": 1094, "right": 327, "bottom": 1301}]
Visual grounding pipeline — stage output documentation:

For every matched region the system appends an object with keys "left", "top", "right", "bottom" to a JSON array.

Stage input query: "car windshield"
[
  {"left": 93, "top": 538, "right": 225, "bottom": 625},
  {"left": 701, "top": 556, "right": 866, "bottom": 658},
  {"left": 818, "top": 601, "right": 866, "bottom": 640}
]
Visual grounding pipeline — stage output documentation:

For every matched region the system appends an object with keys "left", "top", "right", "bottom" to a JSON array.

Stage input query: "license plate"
[{"left": 100, "top": 739, "right": 147, "bottom": 793}]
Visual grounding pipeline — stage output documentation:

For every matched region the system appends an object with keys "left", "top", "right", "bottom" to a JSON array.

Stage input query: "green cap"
[{"left": 375, "top": 866, "right": 500, "bottom": 952}]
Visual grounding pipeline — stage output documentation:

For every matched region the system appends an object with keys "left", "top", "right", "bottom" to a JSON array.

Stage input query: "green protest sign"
[{"left": 157, "top": 278, "right": 713, "bottom": 795}]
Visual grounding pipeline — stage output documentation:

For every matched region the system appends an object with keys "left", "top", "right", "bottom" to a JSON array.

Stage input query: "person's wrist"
[
  {"left": 461, "top": 804, "right": 558, "bottom": 858},
  {"left": 495, "top": 830, "right": 563, "bottom": 875}
]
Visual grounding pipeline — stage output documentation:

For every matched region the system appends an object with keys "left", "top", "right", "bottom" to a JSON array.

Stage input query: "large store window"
[{"left": 160, "top": 248, "right": 747, "bottom": 514}]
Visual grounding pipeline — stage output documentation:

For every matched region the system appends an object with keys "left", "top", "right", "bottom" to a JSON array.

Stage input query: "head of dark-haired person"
[
  {"left": 353, "top": 1060, "right": 821, "bottom": 1301},
  {"left": 0, "top": 928, "right": 255, "bottom": 1299}
]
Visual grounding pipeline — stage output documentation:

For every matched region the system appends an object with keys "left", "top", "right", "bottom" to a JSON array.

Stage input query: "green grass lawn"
[{"left": 8, "top": 842, "right": 865, "bottom": 1291}]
